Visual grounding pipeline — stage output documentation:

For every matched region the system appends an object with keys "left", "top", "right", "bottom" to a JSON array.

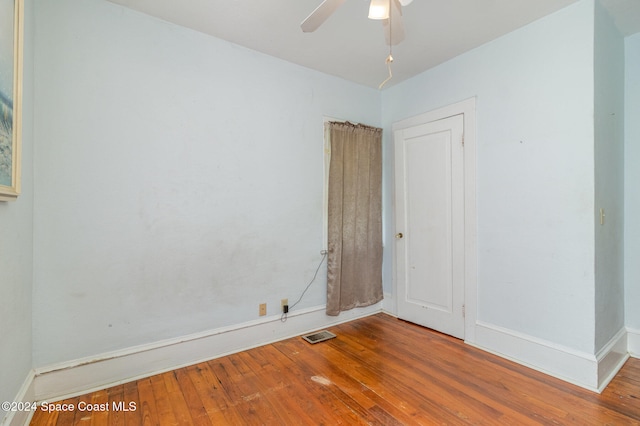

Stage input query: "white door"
[{"left": 394, "top": 114, "right": 465, "bottom": 339}]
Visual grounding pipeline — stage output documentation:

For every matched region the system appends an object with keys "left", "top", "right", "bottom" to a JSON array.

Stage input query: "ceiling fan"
[{"left": 301, "top": 0, "right": 414, "bottom": 46}]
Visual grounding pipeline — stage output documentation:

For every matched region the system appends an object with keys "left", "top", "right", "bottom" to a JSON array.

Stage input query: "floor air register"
[{"left": 301, "top": 330, "right": 336, "bottom": 344}]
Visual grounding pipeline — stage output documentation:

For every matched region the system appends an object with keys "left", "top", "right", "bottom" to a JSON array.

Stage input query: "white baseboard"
[
  {"left": 471, "top": 321, "right": 599, "bottom": 391},
  {"left": 628, "top": 327, "right": 640, "bottom": 358},
  {"left": 471, "top": 321, "right": 631, "bottom": 393},
  {"left": 1, "top": 370, "right": 36, "bottom": 426},
  {"left": 33, "top": 303, "right": 382, "bottom": 402},
  {"left": 22, "top": 307, "right": 640, "bottom": 409},
  {"left": 596, "top": 327, "right": 629, "bottom": 392}
]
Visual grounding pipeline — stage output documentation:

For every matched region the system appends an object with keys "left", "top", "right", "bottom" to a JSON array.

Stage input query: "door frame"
[{"left": 392, "top": 97, "right": 477, "bottom": 344}]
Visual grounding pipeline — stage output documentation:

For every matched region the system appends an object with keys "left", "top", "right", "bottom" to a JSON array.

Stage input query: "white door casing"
[{"left": 392, "top": 98, "right": 477, "bottom": 342}]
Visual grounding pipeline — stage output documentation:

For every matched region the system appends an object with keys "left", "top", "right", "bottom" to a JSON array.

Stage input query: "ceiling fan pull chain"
[
  {"left": 378, "top": 54, "right": 394, "bottom": 89},
  {"left": 378, "top": 0, "right": 394, "bottom": 89}
]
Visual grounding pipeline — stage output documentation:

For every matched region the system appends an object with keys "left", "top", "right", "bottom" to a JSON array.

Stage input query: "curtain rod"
[{"left": 326, "top": 121, "right": 382, "bottom": 132}]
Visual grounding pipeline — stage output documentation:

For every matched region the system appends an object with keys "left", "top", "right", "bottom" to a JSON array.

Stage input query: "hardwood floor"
[{"left": 30, "top": 313, "right": 640, "bottom": 425}]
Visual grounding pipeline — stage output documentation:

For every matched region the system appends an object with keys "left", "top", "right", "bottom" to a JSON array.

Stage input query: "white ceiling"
[{"left": 106, "top": 0, "right": 640, "bottom": 89}]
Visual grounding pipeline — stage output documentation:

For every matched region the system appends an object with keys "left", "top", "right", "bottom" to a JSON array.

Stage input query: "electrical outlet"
[
  {"left": 281, "top": 298, "right": 289, "bottom": 314},
  {"left": 259, "top": 303, "right": 267, "bottom": 316},
  {"left": 281, "top": 299, "right": 288, "bottom": 308}
]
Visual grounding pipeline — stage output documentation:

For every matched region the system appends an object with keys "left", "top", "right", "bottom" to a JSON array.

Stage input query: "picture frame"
[{"left": 0, "top": 0, "right": 23, "bottom": 201}]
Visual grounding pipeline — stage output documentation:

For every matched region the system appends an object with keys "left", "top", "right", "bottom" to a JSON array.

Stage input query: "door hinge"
[
  {"left": 462, "top": 304, "right": 466, "bottom": 318},
  {"left": 462, "top": 134, "right": 465, "bottom": 147}
]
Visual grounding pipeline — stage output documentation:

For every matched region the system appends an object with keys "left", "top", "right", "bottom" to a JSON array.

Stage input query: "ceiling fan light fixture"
[{"left": 368, "top": 0, "right": 389, "bottom": 20}]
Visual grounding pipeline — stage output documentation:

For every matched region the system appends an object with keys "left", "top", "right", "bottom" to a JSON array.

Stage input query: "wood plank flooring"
[{"left": 30, "top": 313, "right": 640, "bottom": 425}]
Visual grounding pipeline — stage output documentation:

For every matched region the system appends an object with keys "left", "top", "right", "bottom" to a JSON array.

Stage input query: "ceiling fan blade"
[
  {"left": 301, "top": 0, "right": 348, "bottom": 33},
  {"left": 383, "top": 0, "right": 405, "bottom": 45}
]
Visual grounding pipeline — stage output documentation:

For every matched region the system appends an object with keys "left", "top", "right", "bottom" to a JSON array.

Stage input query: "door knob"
[{"left": 396, "top": 233, "right": 403, "bottom": 239}]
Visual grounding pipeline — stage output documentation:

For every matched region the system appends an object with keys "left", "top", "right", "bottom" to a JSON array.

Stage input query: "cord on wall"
[{"left": 281, "top": 250, "right": 328, "bottom": 322}]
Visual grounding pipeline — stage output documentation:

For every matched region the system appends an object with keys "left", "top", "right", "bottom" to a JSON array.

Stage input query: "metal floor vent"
[{"left": 302, "top": 330, "right": 336, "bottom": 344}]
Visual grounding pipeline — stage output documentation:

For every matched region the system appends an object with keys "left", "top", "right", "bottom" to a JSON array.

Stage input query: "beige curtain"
[{"left": 326, "top": 122, "right": 383, "bottom": 316}]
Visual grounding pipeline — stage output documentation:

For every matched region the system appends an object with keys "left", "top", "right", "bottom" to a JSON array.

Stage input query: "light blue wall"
[
  {"left": 625, "top": 33, "right": 640, "bottom": 334},
  {"left": 0, "top": 0, "right": 33, "bottom": 419},
  {"left": 32, "top": 0, "right": 381, "bottom": 366},
  {"left": 593, "top": 0, "right": 625, "bottom": 352},
  {"left": 382, "top": 0, "right": 596, "bottom": 353}
]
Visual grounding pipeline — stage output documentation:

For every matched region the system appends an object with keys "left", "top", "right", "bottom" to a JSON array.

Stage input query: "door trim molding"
[
  {"left": 392, "top": 97, "right": 477, "bottom": 344},
  {"left": 629, "top": 327, "right": 640, "bottom": 358}
]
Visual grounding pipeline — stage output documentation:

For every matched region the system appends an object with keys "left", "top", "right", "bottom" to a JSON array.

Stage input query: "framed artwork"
[{"left": 0, "top": 0, "right": 23, "bottom": 201}]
